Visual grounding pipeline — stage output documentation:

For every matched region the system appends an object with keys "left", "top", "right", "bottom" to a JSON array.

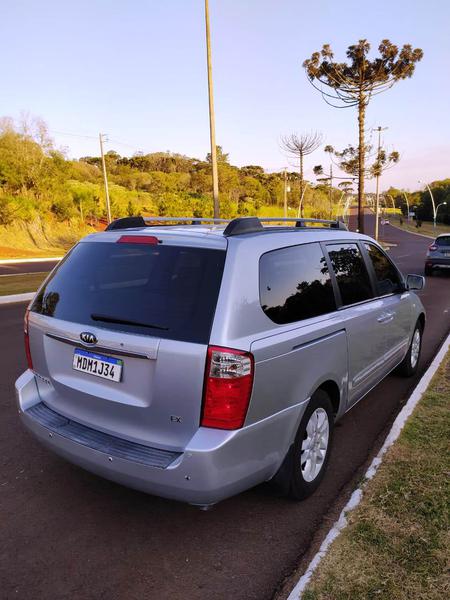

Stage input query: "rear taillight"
[
  {"left": 428, "top": 243, "right": 437, "bottom": 251},
  {"left": 201, "top": 346, "right": 254, "bottom": 430},
  {"left": 24, "top": 309, "right": 33, "bottom": 370}
]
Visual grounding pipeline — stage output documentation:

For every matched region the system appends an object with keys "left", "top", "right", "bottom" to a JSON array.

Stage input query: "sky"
[{"left": 1, "top": 0, "right": 449, "bottom": 192}]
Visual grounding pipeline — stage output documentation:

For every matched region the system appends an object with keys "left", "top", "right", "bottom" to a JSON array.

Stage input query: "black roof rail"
[
  {"left": 223, "top": 217, "right": 264, "bottom": 236},
  {"left": 105, "top": 216, "right": 146, "bottom": 230}
]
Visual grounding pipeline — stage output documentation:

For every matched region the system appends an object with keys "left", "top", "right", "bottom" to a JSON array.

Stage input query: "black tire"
[
  {"left": 425, "top": 265, "right": 433, "bottom": 276},
  {"left": 396, "top": 320, "right": 423, "bottom": 377},
  {"left": 273, "top": 389, "right": 334, "bottom": 500}
]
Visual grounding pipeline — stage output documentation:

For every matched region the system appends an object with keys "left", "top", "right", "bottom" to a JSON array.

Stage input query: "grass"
[
  {"left": 0, "top": 216, "right": 94, "bottom": 259},
  {"left": 0, "top": 272, "right": 47, "bottom": 296},
  {"left": 303, "top": 349, "right": 450, "bottom": 600},
  {"left": 389, "top": 214, "right": 450, "bottom": 238}
]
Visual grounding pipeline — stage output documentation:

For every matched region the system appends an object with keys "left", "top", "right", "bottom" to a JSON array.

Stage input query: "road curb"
[
  {"left": 0, "top": 257, "right": 62, "bottom": 265},
  {"left": 387, "top": 222, "right": 435, "bottom": 239},
  {"left": 0, "top": 292, "right": 35, "bottom": 305},
  {"left": 286, "top": 331, "right": 450, "bottom": 600}
]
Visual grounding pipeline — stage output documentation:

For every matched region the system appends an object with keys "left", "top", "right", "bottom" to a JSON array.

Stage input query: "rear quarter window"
[
  {"left": 31, "top": 241, "right": 225, "bottom": 344},
  {"left": 259, "top": 242, "right": 336, "bottom": 324}
]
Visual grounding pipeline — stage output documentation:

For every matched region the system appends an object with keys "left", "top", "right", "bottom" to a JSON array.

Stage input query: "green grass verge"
[
  {"left": 303, "top": 349, "right": 450, "bottom": 600},
  {"left": 0, "top": 272, "right": 47, "bottom": 296},
  {"left": 389, "top": 214, "right": 450, "bottom": 238}
]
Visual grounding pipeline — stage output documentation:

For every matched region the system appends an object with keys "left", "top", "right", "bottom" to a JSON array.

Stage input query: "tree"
[
  {"left": 317, "top": 143, "right": 399, "bottom": 178},
  {"left": 303, "top": 40, "right": 423, "bottom": 232},
  {"left": 281, "top": 132, "right": 322, "bottom": 216},
  {"left": 206, "top": 145, "right": 229, "bottom": 165}
]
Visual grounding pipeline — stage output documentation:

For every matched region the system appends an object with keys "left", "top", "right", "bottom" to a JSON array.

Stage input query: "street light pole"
[
  {"left": 205, "top": 0, "right": 220, "bottom": 218},
  {"left": 373, "top": 126, "right": 387, "bottom": 241},
  {"left": 283, "top": 168, "right": 288, "bottom": 218},
  {"left": 99, "top": 133, "right": 112, "bottom": 224},
  {"left": 435, "top": 201, "right": 447, "bottom": 224},
  {"left": 419, "top": 180, "right": 437, "bottom": 229}
]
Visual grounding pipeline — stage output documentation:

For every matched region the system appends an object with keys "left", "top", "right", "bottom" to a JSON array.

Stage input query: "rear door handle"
[{"left": 377, "top": 312, "right": 394, "bottom": 324}]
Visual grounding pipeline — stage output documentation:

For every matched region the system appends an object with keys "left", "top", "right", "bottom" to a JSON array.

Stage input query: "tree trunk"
[
  {"left": 299, "top": 152, "right": 304, "bottom": 217},
  {"left": 357, "top": 95, "right": 366, "bottom": 233}
]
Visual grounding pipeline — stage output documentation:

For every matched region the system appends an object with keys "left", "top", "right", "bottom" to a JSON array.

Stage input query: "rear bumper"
[
  {"left": 426, "top": 256, "right": 450, "bottom": 268},
  {"left": 16, "top": 370, "right": 307, "bottom": 506}
]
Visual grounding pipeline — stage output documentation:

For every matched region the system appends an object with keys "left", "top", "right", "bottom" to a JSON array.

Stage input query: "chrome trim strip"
[{"left": 45, "top": 333, "right": 150, "bottom": 360}]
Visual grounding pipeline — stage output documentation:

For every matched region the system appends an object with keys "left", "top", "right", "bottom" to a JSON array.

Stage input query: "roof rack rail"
[
  {"left": 258, "top": 217, "right": 347, "bottom": 230},
  {"left": 105, "top": 216, "right": 230, "bottom": 231},
  {"left": 105, "top": 216, "right": 147, "bottom": 230},
  {"left": 223, "top": 216, "right": 347, "bottom": 236},
  {"left": 223, "top": 217, "right": 263, "bottom": 236},
  {"left": 105, "top": 215, "right": 348, "bottom": 234}
]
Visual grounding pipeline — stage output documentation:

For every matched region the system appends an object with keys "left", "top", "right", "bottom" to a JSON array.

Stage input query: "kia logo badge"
[{"left": 80, "top": 332, "right": 97, "bottom": 345}]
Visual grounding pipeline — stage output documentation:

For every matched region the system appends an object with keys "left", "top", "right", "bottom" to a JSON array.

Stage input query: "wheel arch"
[
  {"left": 315, "top": 379, "right": 341, "bottom": 419},
  {"left": 417, "top": 312, "right": 426, "bottom": 331}
]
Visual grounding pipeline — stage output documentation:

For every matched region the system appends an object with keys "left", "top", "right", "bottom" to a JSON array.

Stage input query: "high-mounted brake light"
[
  {"left": 428, "top": 243, "right": 437, "bottom": 251},
  {"left": 117, "top": 235, "right": 159, "bottom": 245},
  {"left": 201, "top": 346, "right": 254, "bottom": 430},
  {"left": 24, "top": 309, "right": 33, "bottom": 370}
]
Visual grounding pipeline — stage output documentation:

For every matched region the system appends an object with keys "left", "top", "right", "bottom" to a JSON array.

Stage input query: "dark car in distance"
[{"left": 425, "top": 234, "right": 450, "bottom": 275}]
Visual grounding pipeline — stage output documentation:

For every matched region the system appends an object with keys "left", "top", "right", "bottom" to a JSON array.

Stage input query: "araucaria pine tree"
[{"left": 303, "top": 40, "right": 423, "bottom": 232}]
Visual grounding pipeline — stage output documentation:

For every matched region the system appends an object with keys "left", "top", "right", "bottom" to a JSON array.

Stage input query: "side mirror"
[{"left": 406, "top": 274, "right": 425, "bottom": 291}]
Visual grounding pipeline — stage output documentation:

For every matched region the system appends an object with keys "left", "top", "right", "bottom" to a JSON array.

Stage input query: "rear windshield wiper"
[{"left": 91, "top": 313, "right": 169, "bottom": 331}]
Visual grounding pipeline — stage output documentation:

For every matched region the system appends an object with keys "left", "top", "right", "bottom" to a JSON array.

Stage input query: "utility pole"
[
  {"left": 329, "top": 164, "right": 333, "bottom": 218},
  {"left": 205, "top": 0, "right": 219, "bottom": 218},
  {"left": 99, "top": 133, "right": 112, "bottom": 224},
  {"left": 283, "top": 168, "right": 288, "bottom": 217},
  {"left": 373, "top": 126, "right": 388, "bottom": 241}
]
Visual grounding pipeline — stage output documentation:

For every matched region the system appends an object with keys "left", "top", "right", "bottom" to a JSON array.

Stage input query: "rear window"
[
  {"left": 31, "top": 241, "right": 225, "bottom": 344},
  {"left": 436, "top": 236, "right": 450, "bottom": 246}
]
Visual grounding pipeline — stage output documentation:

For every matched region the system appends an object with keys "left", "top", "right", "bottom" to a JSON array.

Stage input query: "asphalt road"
[
  {"left": 0, "top": 260, "right": 60, "bottom": 276},
  {"left": 0, "top": 214, "right": 449, "bottom": 600}
]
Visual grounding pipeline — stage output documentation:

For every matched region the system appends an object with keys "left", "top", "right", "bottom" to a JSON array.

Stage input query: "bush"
[{"left": 0, "top": 196, "right": 15, "bottom": 225}]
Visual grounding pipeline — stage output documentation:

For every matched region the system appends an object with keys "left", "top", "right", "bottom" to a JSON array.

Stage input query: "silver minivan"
[{"left": 16, "top": 216, "right": 425, "bottom": 508}]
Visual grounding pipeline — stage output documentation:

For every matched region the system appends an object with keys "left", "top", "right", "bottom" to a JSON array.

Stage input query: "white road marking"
[
  {"left": 0, "top": 257, "right": 62, "bottom": 265},
  {"left": 0, "top": 292, "right": 35, "bottom": 305},
  {"left": 0, "top": 272, "right": 46, "bottom": 278}
]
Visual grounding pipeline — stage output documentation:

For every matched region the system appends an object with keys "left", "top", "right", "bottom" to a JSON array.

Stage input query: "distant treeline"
[
  {"left": 0, "top": 116, "right": 448, "bottom": 226},
  {"left": 0, "top": 117, "right": 336, "bottom": 226}
]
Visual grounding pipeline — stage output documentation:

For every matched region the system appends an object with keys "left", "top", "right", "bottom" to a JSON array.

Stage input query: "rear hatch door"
[{"left": 28, "top": 233, "right": 226, "bottom": 450}]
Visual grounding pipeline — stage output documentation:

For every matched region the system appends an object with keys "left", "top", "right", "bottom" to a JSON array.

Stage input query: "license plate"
[{"left": 73, "top": 348, "right": 123, "bottom": 382}]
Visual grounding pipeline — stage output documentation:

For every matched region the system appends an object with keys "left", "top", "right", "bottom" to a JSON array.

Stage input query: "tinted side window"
[
  {"left": 364, "top": 243, "right": 402, "bottom": 296},
  {"left": 327, "top": 243, "right": 373, "bottom": 306},
  {"left": 260, "top": 242, "right": 336, "bottom": 324}
]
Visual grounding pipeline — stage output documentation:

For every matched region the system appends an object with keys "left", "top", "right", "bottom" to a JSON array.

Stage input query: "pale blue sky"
[{"left": 1, "top": 0, "right": 448, "bottom": 191}]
